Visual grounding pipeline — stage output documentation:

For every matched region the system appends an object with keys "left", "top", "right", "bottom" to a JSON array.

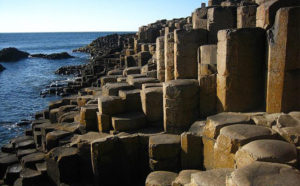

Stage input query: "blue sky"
[{"left": 0, "top": 0, "right": 207, "bottom": 32}]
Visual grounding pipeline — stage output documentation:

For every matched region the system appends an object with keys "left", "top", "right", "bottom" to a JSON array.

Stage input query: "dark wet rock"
[
  {"left": 21, "top": 152, "right": 45, "bottom": 169},
  {"left": 4, "top": 163, "right": 22, "bottom": 185},
  {"left": 0, "top": 48, "right": 29, "bottom": 62},
  {"left": 1, "top": 143, "right": 14, "bottom": 153},
  {"left": 16, "top": 149, "right": 37, "bottom": 159},
  {"left": 0, "top": 154, "right": 18, "bottom": 179},
  {"left": 0, "top": 64, "right": 5, "bottom": 72},
  {"left": 16, "top": 120, "right": 32, "bottom": 126},
  {"left": 30, "top": 52, "right": 74, "bottom": 60}
]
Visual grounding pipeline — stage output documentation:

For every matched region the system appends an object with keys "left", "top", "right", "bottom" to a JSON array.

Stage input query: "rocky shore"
[{"left": 1, "top": 0, "right": 300, "bottom": 185}]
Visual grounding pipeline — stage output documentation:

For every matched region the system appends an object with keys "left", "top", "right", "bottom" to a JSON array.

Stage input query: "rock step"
[{"left": 112, "top": 112, "right": 146, "bottom": 132}]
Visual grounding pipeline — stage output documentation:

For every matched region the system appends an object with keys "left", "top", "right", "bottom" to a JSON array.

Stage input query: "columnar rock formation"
[{"left": 1, "top": 0, "right": 300, "bottom": 185}]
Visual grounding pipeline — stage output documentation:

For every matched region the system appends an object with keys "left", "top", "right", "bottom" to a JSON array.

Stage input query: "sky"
[{"left": 0, "top": 0, "right": 208, "bottom": 33}]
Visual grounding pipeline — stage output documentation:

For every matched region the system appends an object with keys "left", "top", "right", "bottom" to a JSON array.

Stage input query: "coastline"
[{"left": 0, "top": 1, "right": 300, "bottom": 186}]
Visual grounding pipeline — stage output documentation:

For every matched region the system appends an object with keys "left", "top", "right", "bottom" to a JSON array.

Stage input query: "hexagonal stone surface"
[
  {"left": 188, "top": 168, "right": 233, "bottom": 186},
  {"left": 227, "top": 162, "right": 300, "bottom": 186},
  {"left": 146, "top": 171, "right": 178, "bottom": 186},
  {"left": 172, "top": 170, "right": 201, "bottom": 186},
  {"left": 235, "top": 139, "right": 297, "bottom": 168}
]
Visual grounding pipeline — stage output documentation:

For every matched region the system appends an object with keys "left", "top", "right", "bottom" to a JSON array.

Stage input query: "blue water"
[{"left": 0, "top": 32, "right": 123, "bottom": 147}]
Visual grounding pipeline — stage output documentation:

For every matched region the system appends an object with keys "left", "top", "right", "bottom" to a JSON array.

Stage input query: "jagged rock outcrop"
[
  {"left": 0, "top": 64, "right": 5, "bottom": 72},
  {"left": 0, "top": 47, "right": 29, "bottom": 62}
]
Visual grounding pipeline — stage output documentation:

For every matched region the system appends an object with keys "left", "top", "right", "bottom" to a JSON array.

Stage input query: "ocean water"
[{"left": 0, "top": 32, "right": 125, "bottom": 147}]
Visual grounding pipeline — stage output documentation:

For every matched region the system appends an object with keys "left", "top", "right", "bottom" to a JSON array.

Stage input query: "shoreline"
[{"left": 0, "top": 1, "right": 300, "bottom": 186}]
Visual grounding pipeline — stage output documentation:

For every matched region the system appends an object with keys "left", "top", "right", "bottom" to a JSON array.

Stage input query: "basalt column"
[
  {"left": 174, "top": 29, "right": 207, "bottom": 79},
  {"left": 156, "top": 36, "right": 165, "bottom": 82},
  {"left": 217, "top": 28, "right": 266, "bottom": 112},
  {"left": 266, "top": 7, "right": 300, "bottom": 113}
]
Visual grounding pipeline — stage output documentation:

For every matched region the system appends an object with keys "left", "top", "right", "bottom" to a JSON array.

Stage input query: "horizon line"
[{"left": 0, "top": 31, "right": 138, "bottom": 34}]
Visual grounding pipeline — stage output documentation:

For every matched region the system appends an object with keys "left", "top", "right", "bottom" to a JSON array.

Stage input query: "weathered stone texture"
[
  {"left": 235, "top": 139, "right": 297, "bottom": 168},
  {"left": 256, "top": 0, "right": 300, "bottom": 29},
  {"left": 237, "top": 5, "right": 257, "bottom": 28},
  {"left": 214, "top": 124, "right": 277, "bottom": 168},
  {"left": 141, "top": 87, "right": 163, "bottom": 124},
  {"left": 226, "top": 162, "right": 300, "bottom": 186},
  {"left": 146, "top": 171, "right": 178, "bottom": 186},
  {"left": 217, "top": 28, "right": 266, "bottom": 112},
  {"left": 174, "top": 29, "right": 207, "bottom": 79},
  {"left": 164, "top": 32, "right": 175, "bottom": 81},
  {"left": 266, "top": 7, "right": 300, "bottom": 113},
  {"left": 163, "top": 80, "right": 200, "bottom": 133},
  {"left": 156, "top": 36, "right": 165, "bottom": 82},
  {"left": 207, "top": 6, "right": 237, "bottom": 43},
  {"left": 188, "top": 168, "right": 233, "bottom": 186},
  {"left": 192, "top": 7, "right": 208, "bottom": 29}
]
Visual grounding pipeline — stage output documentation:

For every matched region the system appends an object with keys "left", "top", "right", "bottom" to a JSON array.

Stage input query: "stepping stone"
[
  {"left": 188, "top": 121, "right": 206, "bottom": 136},
  {"left": 172, "top": 170, "right": 201, "bottom": 186},
  {"left": 272, "top": 114, "right": 300, "bottom": 145},
  {"left": 214, "top": 124, "right": 278, "bottom": 168},
  {"left": 141, "top": 87, "right": 163, "bottom": 123},
  {"left": 1, "top": 144, "right": 14, "bottom": 153},
  {"left": 4, "top": 163, "right": 22, "bottom": 185},
  {"left": 16, "top": 149, "right": 37, "bottom": 159},
  {"left": 15, "top": 139, "right": 35, "bottom": 150},
  {"left": 235, "top": 139, "right": 297, "bottom": 168},
  {"left": 19, "top": 168, "right": 43, "bottom": 186},
  {"left": 202, "top": 112, "right": 251, "bottom": 170},
  {"left": 181, "top": 132, "right": 203, "bottom": 170},
  {"left": 79, "top": 104, "right": 98, "bottom": 131},
  {"left": 46, "top": 147, "right": 80, "bottom": 185},
  {"left": 163, "top": 79, "right": 200, "bottom": 133},
  {"left": 102, "top": 83, "right": 135, "bottom": 96},
  {"left": 128, "top": 77, "right": 160, "bottom": 89},
  {"left": 142, "top": 83, "right": 162, "bottom": 89},
  {"left": 35, "top": 162, "right": 47, "bottom": 175},
  {"left": 146, "top": 171, "right": 178, "bottom": 186},
  {"left": 46, "top": 130, "right": 73, "bottom": 151},
  {"left": 10, "top": 136, "right": 33, "bottom": 146},
  {"left": 149, "top": 134, "right": 181, "bottom": 160},
  {"left": 97, "top": 112, "right": 111, "bottom": 132},
  {"left": 0, "top": 154, "right": 18, "bottom": 179},
  {"left": 112, "top": 112, "right": 146, "bottom": 132},
  {"left": 251, "top": 113, "right": 282, "bottom": 128},
  {"left": 119, "top": 89, "right": 142, "bottom": 112},
  {"left": 49, "top": 108, "right": 59, "bottom": 123},
  {"left": 126, "top": 74, "right": 147, "bottom": 82},
  {"left": 188, "top": 168, "right": 233, "bottom": 186},
  {"left": 21, "top": 152, "right": 45, "bottom": 169},
  {"left": 123, "top": 67, "right": 141, "bottom": 76},
  {"left": 100, "top": 75, "right": 118, "bottom": 86},
  {"left": 98, "top": 96, "right": 124, "bottom": 115},
  {"left": 203, "top": 112, "right": 251, "bottom": 139},
  {"left": 227, "top": 162, "right": 300, "bottom": 186}
]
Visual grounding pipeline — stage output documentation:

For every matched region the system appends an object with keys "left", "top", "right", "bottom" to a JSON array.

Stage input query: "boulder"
[
  {"left": 235, "top": 139, "right": 297, "bottom": 168},
  {"left": 0, "top": 48, "right": 29, "bottom": 62},
  {"left": 227, "top": 162, "right": 300, "bottom": 186}
]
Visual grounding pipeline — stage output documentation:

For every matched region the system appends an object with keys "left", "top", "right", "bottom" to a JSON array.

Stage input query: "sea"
[{"left": 0, "top": 32, "right": 127, "bottom": 147}]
